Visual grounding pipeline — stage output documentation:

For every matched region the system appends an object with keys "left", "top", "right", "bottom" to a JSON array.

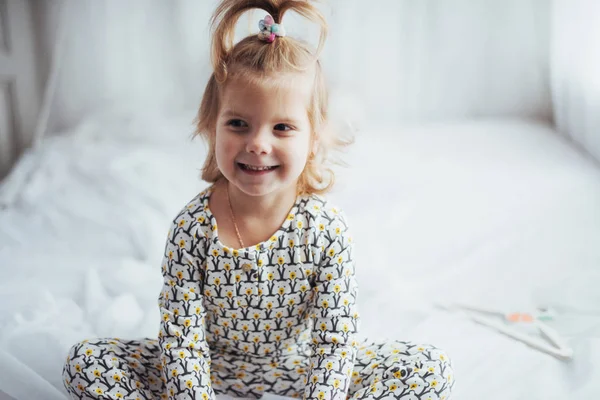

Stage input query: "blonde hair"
[{"left": 194, "top": 0, "right": 352, "bottom": 195}]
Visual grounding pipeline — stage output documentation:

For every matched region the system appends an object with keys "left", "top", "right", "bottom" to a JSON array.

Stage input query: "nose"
[{"left": 245, "top": 127, "right": 272, "bottom": 155}]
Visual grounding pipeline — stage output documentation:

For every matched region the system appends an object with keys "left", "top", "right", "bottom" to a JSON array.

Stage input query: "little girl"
[{"left": 63, "top": 1, "right": 454, "bottom": 399}]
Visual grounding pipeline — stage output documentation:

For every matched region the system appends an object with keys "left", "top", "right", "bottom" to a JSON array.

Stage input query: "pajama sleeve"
[
  {"left": 158, "top": 213, "right": 215, "bottom": 400},
  {"left": 304, "top": 212, "right": 360, "bottom": 400}
]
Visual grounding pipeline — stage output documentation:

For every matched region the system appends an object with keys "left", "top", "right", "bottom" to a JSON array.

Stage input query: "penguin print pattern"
[{"left": 63, "top": 188, "right": 454, "bottom": 400}]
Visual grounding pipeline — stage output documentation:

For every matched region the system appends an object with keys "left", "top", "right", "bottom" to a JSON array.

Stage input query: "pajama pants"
[{"left": 63, "top": 337, "right": 454, "bottom": 400}]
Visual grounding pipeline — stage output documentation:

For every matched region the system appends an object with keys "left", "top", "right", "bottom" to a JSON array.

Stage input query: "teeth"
[{"left": 243, "top": 164, "right": 274, "bottom": 171}]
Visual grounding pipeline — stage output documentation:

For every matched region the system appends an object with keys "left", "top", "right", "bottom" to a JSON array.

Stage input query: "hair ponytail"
[{"left": 209, "top": 0, "right": 327, "bottom": 82}]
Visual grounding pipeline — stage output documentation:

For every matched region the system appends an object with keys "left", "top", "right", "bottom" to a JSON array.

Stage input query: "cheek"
[
  {"left": 214, "top": 133, "right": 235, "bottom": 173},
  {"left": 283, "top": 137, "right": 311, "bottom": 166},
  {"left": 215, "top": 131, "right": 238, "bottom": 158}
]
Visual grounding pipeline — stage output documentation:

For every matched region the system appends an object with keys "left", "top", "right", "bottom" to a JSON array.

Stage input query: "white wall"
[
  {"left": 551, "top": 0, "right": 600, "bottom": 161},
  {"left": 35, "top": 0, "right": 551, "bottom": 133},
  {"left": 0, "top": 0, "right": 40, "bottom": 180},
  {"left": 31, "top": 0, "right": 66, "bottom": 99}
]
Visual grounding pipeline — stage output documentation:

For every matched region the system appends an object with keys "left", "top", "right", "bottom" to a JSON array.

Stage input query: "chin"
[
  {"left": 235, "top": 184, "right": 273, "bottom": 197},
  {"left": 232, "top": 177, "right": 300, "bottom": 198},
  {"left": 233, "top": 182, "right": 285, "bottom": 197}
]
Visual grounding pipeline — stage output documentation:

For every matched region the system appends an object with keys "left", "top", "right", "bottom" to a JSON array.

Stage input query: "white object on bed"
[
  {"left": 439, "top": 302, "right": 573, "bottom": 360},
  {"left": 259, "top": 394, "right": 295, "bottom": 400}
]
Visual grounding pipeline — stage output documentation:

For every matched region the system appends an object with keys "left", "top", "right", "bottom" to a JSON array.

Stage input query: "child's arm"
[
  {"left": 157, "top": 215, "right": 215, "bottom": 400},
  {"left": 304, "top": 213, "right": 360, "bottom": 400}
]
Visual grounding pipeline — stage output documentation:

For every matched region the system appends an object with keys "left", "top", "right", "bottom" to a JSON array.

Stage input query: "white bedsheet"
[{"left": 1, "top": 113, "right": 599, "bottom": 400}]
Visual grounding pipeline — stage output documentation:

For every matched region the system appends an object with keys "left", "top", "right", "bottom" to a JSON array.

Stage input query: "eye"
[
  {"left": 274, "top": 123, "right": 294, "bottom": 132},
  {"left": 226, "top": 119, "right": 248, "bottom": 129}
]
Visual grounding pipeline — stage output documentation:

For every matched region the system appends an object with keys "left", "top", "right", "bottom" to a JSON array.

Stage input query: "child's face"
[{"left": 215, "top": 75, "right": 313, "bottom": 197}]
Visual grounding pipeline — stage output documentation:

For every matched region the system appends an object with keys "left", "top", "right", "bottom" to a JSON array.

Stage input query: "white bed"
[{"left": 1, "top": 111, "right": 599, "bottom": 400}]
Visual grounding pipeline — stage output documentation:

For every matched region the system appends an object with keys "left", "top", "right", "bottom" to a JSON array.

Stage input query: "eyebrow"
[
  {"left": 221, "top": 110, "right": 303, "bottom": 126},
  {"left": 221, "top": 110, "right": 250, "bottom": 120}
]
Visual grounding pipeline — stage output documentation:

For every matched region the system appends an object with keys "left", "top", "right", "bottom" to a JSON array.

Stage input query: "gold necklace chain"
[{"left": 226, "top": 184, "right": 245, "bottom": 249}]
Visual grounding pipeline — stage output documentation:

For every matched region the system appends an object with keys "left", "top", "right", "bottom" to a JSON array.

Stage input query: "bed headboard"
[{"left": 0, "top": 0, "right": 40, "bottom": 181}]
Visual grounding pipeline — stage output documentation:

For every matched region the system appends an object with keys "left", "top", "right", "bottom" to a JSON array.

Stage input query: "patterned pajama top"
[{"left": 159, "top": 187, "right": 359, "bottom": 399}]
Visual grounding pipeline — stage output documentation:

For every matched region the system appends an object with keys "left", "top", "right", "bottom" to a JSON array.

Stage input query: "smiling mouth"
[{"left": 237, "top": 163, "right": 279, "bottom": 172}]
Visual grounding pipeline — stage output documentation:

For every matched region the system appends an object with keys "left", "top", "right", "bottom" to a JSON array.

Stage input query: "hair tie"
[{"left": 258, "top": 15, "right": 286, "bottom": 43}]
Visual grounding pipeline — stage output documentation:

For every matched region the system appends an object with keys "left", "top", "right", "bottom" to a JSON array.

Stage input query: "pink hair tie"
[{"left": 258, "top": 14, "right": 286, "bottom": 43}]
